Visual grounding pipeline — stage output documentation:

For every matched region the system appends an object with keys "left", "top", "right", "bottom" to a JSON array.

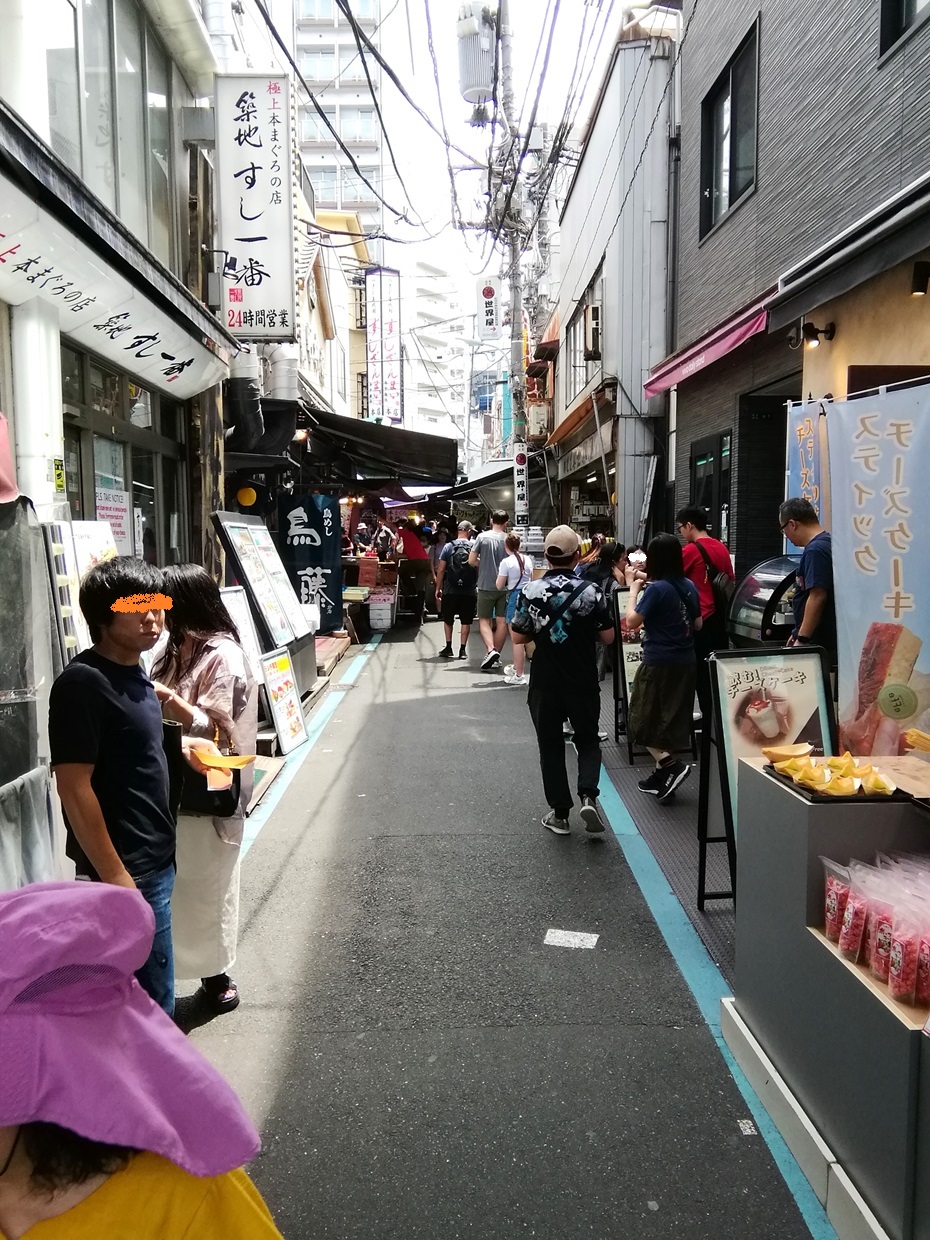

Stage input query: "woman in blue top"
[{"left": 624, "top": 533, "right": 702, "bottom": 803}]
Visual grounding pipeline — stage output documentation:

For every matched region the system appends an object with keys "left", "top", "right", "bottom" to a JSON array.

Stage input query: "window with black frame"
[
  {"left": 880, "top": 0, "right": 930, "bottom": 51},
  {"left": 700, "top": 23, "right": 758, "bottom": 236},
  {"left": 690, "top": 431, "right": 731, "bottom": 542},
  {"left": 60, "top": 345, "right": 188, "bottom": 566}
]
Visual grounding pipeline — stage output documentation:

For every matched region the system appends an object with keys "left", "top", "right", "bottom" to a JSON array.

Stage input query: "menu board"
[
  {"left": 225, "top": 522, "right": 294, "bottom": 649},
  {"left": 259, "top": 648, "right": 308, "bottom": 755},
  {"left": 71, "top": 521, "right": 118, "bottom": 581},
  {"left": 220, "top": 586, "right": 263, "bottom": 679},
  {"left": 708, "top": 647, "right": 837, "bottom": 831},
  {"left": 247, "top": 524, "right": 312, "bottom": 640}
]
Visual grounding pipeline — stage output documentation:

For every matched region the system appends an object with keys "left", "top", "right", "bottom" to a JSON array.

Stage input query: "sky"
[{"left": 377, "top": 0, "right": 620, "bottom": 285}]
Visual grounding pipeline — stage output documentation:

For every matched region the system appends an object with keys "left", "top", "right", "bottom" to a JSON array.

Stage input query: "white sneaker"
[
  {"left": 504, "top": 673, "right": 528, "bottom": 686},
  {"left": 503, "top": 664, "right": 515, "bottom": 677}
]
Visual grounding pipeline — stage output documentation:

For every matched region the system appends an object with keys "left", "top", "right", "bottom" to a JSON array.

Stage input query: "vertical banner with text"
[
  {"left": 513, "top": 442, "right": 529, "bottom": 528},
  {"left": 278, "top": 494, "right": 343, "bottom": 633},
  {"left": 365, "top": 268, "right": 403, "bottom": 423},
  {"left": 477, "top": 278, "right": 501, "bottom": 339},
  {"left": 787, "top": 401, "right": 827, "bottom": 515},
  {"left": 827, "top": 385, "right": 930, "bottom": 755},
  {"left": 216, "top": 75, "right": 297, "bottom": 340}
]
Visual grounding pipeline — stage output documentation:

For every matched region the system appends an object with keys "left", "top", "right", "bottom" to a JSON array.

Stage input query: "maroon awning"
[{"left": 644, "top": 293, "right": 773, "bottom": 398}]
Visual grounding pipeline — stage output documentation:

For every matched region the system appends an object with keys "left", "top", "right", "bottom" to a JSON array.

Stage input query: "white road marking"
[
  {"left": 544, "top": 929, "right": 599, "bottom": 949},
  {"left": 738, "top": 1119, "right": 758, "bottom": 1137}
]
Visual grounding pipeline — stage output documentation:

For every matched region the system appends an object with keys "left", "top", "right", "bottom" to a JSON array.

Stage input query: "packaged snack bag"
[
  {"left": 889, "top": 904, "right": 922, "bottom": 1003},
  {"left": 869, "top": 889, "right": 895, "bottom": 983},
  {"left": 839, "top": 868, "right": 872, "bottom": 962},
  {"left": 821, "top": 857, "right": 850, "bottom": 942},
  {"left": 916, "top": 916, "right": 930, "bottom": 1006}
]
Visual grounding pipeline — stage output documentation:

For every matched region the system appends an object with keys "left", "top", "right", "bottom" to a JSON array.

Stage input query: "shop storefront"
[
  {"left": 61, "top": 344, "right": 189, "bottom": 564},
  {"left": 547, "top": 381, "right": 618, "bottom": 539}
]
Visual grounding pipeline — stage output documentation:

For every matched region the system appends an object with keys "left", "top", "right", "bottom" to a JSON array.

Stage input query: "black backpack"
[
  {"left": 695, "top": 540, "right": 735, "bottom": 618},
  {"left": 446, "top": 540, "right": 477, "bottom": 590}
]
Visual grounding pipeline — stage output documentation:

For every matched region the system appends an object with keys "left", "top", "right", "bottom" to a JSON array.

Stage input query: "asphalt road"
[{"left": 188, "top": 622, "right": 813, "bottom": 1240}]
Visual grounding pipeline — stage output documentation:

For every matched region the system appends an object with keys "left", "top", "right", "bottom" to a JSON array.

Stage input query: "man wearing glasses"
[{"left": 778, "top": 497, "right": 836, "bottom": 660}]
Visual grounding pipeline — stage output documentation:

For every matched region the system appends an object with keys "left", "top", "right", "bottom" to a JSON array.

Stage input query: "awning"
[
  {"left": 643, "top": 294, "right": 772, "bottom": 398},
  {"left": 767, "top": 169, "right": 930, "bottom": 330},
  {"left": 546, "top": 378, "right": 616, "bottom": 447},
  {"left": 308, "top": 410, "right": 458, "bottom": 486},
  {"left": 0, "top": 100, "right": 233, "bottom": 398}
]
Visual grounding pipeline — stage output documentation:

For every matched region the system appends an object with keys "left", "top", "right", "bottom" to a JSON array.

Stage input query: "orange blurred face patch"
[{"left": 110, "top": 593, "right": 173, "bottom": 614}]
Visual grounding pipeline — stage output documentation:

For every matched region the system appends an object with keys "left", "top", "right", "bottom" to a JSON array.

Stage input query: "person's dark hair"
[
  {"left": 598, "top": 541, "right": 626, "bottom": 567},
  {"left": 152, "top": 564, "right": 241, "bottom": 683},
  {"left": 79, "top": 557, "right": 164, "bottom": 645},
  {"left": 675, "top": 505, "right": 709, "bottom": 531},
  {"left": 646, "top": 533, "right": 686, "bottom": 582},
  {"left": 21, "top": 1122, "right": 136, "bottom": 1195},
  {"left": 778, "top": 497, "right": 820, "bottom": 527},
  {"left": 491, "top": 509, "right": 509, "bottom": 526}
]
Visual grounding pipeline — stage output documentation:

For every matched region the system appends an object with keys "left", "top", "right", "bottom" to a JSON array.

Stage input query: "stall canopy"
[
  {"left": 308, "top": 409, "right": 459, "bottom": 486},
  {"left": 643, "top": 294, "right": 773, "bottom": 398},
  {"left": 0, "top": 100, "right": 234, "bottom": 398}
]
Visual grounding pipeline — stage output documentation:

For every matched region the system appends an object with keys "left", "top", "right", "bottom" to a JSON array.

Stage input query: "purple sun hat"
[{"left": 0, "top": 881, "right": 259, "bottom": 1177}]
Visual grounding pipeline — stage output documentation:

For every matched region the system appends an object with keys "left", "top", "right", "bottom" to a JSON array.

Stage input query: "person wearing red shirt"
[
  {"left": 676, "top": 505, "right": 734, "bottom": 718},
  {"left": 395, "top": 519, "right": 433, "bottom": 623}
]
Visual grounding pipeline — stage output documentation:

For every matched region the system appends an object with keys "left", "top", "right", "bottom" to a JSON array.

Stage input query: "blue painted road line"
[
  {"left": 241, "top": 635, "right": 383, "bottom": 858},
  {"left": 598, "top": 774, "right": 838, "bottom": 1240}
]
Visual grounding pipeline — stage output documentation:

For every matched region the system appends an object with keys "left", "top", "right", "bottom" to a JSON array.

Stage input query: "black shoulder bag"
[{"left": 178, "top": 722, "right": 241, "bottom": 819}]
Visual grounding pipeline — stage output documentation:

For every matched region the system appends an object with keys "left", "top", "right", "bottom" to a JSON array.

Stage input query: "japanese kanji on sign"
[
  {"left": 827, "top": 386, "right": 930, "bottom": 755},
  {"left": 477, "top": 277, "right": 501, "bottom": 340},
  {"left": 216, "top": 75, "right": 297, "bottom": 342},
  {"left": 365, "top": 268, "right": 403, "bottom": 423}
]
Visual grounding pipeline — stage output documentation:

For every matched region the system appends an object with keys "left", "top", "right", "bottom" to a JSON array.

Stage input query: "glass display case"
[{"left": 728, "top": 554, "right": 801, "bottom": 648}]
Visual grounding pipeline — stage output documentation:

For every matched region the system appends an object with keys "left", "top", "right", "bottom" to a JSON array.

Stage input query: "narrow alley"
[{"left": 186, "top": 625, "right": 816, "bottom": 1239}]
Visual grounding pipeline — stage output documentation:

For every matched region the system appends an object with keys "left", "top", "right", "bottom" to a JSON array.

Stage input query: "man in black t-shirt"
[
  {"left": 49, "top": 558, "right": 215, "bottom": 1016},
  {"left": 511, "top": 526, "right": 615, "bottom": 837}
]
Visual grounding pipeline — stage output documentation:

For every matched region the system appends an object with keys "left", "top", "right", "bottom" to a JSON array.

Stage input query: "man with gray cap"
[{"left": 511, "top": 525, "right": 615, "bottom": 835}]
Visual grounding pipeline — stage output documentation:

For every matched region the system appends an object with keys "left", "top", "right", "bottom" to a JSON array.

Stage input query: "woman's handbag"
[{"left": 178, "top": 724, "right": 241, "bottom": 819}]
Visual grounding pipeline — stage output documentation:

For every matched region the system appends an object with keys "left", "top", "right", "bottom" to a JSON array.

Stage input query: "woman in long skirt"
[
  {"left": 625, "top": 533, "right": 702, "bottom": 804},
  {"left": 151, "top": 565, "right": 258, "bottom": 1013}
]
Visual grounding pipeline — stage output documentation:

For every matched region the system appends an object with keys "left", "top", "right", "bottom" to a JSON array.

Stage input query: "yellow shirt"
[{"left": 23, "top": 1151, "right": 283, "bottom": 1239}]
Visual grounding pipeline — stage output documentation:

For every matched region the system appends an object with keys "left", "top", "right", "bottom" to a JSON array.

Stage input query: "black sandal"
[{"left": 200, "top": 974, "right": 240, "bottom": 1013}]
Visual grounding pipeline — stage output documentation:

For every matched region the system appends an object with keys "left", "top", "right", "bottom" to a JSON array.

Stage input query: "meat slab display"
[{"left": 840, "top": 622, "right": 922, "bottom": 755}]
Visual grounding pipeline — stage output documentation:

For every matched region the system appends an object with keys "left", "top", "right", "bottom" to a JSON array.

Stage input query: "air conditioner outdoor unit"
[{"left": 584, "top": 304, "right": 602, "bottom": 361}]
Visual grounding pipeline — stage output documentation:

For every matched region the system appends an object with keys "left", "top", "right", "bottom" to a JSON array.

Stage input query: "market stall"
[{"left": 727, "top": 755, "right": 930, "bottom": 1240}]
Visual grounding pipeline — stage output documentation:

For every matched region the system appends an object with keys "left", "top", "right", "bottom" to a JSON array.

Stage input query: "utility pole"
[{"left": 497, "top": 0, "right": 529, "bottom": 529}]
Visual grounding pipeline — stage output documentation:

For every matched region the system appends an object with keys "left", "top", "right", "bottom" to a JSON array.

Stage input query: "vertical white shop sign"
[
  {"left": 216, "top": 75, "right": 297, "bottom": 341},
  {"left": 477, "top": 278, "right": 501, "bottom": 340},
  {"left": 513, "top": 442, "right": 529, "bottom": 527},
  {"left": 365, "top": 268, "right": 403, "bottom": 423}
]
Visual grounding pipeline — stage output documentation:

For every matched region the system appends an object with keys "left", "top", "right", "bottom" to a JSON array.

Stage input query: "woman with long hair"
[
  {"left": 580, "top": 542, "right": 627, "bottom": 680},
  {"left": 624, "top": 533, "right": 702, "bottom": 803},
  {"left": 151, "top": 565, "right": 257, "bottom": 1014},
  {"left": 496, "top": 531, "right": 534, "bottom": 686}
]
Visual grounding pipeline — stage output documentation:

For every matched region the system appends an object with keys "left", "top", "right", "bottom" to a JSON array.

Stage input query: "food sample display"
[{"left": 822, "top": 850, "right": 930, "bottom": 1006}]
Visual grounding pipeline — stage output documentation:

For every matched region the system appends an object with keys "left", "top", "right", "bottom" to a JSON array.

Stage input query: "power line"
[
  {"left": 333, "top": 0, "right": 425, "bottom": 227},
  {"left": 564, "top": 5, "right": 700, "bottom": 302},
  {"left": 251, "top": 0, "right": 412, "bottom": 220},
  {"left": 424, "top": 0, "right": 464, "bottom": 233},
  {"left": 487, "top": 0, "right": 563, "bottom": 259}
]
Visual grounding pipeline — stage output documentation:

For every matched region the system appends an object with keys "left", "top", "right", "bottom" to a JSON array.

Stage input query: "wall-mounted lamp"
[
  {"left": 802, "top": 321, "right": 835, "bottom": 349},
  {"left": 912, "top": 261, "right": 930, "bottom": 296},
  {"left": 788, "top": 320, "right": 835, "bottom": 349}
]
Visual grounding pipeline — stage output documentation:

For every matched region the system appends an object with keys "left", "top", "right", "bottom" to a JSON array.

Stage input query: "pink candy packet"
[
  {"left": 821, "top": 857, "right": 850, "bottom": 942},
  {"left": 889, "top": 904, "right": 922, "bottom": 1004},
  {"left": 869, "top": 895, "right": 895, "bottom": 983}
]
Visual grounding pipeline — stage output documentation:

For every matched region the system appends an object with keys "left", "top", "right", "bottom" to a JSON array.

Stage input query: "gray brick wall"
[
  {"left": 676, "top": 0, "right": 930, "bottom": 347},
  {"left": 675, "top": 332, "right": 801, "bottom": 575}
]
